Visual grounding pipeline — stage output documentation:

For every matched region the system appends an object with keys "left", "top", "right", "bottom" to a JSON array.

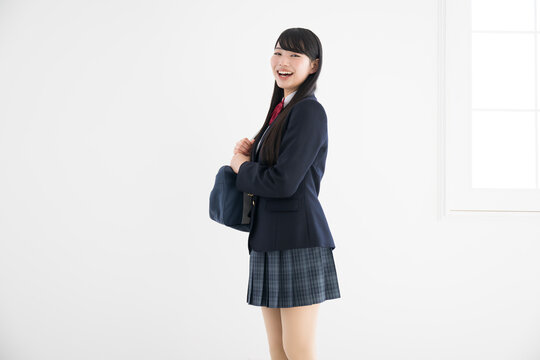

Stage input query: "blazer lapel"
[{"left": 250, "top": 94, "right": 318, "bottom": 162}]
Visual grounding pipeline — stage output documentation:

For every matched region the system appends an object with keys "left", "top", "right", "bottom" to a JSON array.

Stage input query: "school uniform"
[{"left": 237, "top": 90, "right": 341, "bottom": 308}]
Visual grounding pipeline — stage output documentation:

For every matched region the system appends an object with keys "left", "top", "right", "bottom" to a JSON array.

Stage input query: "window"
[{"left": 443, "top": 0, "right": 540, "bottom": 213}]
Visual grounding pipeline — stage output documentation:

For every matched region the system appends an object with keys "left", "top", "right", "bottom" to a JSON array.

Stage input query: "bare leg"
[
  {"left": 261, "top": 306, "right": 288, "bottom": 360},
  {"left": 280, "top": 303, "right": 320, "bottom": 360}
]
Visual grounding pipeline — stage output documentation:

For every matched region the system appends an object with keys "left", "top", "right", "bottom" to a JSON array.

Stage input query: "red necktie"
[{"left": 269, "top": 98, "right": 285, "bottom": 125}]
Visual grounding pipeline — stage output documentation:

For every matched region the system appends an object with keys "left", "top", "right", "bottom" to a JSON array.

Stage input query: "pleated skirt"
[{"left": 247, "top": 246, "right": 341, "bottom": 308}]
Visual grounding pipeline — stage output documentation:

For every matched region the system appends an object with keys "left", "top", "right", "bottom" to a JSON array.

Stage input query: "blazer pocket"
[{"left": 265, "top": 198, "right": 300, "bottom": 212}]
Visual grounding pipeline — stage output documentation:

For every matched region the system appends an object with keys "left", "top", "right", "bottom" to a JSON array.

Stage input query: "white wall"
[{"left": 1, "top": 0, "right": 539, "bottom": 359}]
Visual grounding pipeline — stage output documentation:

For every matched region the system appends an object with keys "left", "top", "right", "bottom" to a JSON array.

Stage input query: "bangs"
[{"left": 276, "top": 34, "right": 308, "bottom": 56}]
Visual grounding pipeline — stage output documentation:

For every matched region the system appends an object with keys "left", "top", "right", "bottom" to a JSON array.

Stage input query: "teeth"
[{"left": 278, "top": 71, "right": 292, "bottom": 75}]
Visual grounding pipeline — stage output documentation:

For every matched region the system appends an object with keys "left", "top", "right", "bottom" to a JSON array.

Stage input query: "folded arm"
[{"left": 236, "top": 100, "right": 327, "bottom": 198}]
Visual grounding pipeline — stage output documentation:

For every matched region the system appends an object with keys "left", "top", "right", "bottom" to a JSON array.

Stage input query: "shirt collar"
[{"left": 283, "top": 90, "right": 297, "bottom": 107}]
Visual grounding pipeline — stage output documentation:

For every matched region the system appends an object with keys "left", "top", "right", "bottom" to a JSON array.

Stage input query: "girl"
[{"left": 230, "top": 28, "right": 340, "bottom": 360}]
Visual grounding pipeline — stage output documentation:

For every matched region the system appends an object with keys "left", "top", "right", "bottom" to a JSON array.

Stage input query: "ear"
[{"left": 310, "top": 58, "right": 320, "bottom": 74}]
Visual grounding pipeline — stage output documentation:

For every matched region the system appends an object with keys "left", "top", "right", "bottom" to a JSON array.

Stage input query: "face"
[{"left": 271, "top": 41, "right": 319, "bottom": 98}]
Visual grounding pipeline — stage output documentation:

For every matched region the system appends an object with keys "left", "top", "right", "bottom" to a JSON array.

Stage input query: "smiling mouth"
[{"left": 277, "top": 70, "right": 293, "bottom": 79}]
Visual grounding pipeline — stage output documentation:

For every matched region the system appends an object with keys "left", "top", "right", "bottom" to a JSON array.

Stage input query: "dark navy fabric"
[
  {"left": 236, "top": 94, "right": 335, "bottom": 253},
  {"left": 209, "top": 165, "right": 251, "bottom": 232},
  {"left": 247, "top": 246, "right": 341, "bottom": 308}
]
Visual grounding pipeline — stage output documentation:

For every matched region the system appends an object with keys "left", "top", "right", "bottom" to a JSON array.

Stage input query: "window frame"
[{"left": 439, "top": 0, "right": 540, "bottom": 216}]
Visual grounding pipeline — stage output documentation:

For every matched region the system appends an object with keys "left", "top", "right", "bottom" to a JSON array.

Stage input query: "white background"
[{"left": 1, "top": 0, "right": 539, "bottom": 359}]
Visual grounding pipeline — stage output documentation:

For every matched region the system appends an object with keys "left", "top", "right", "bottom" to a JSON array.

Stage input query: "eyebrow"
[{"left": 275, "top": 47, "right": 296, "bottom": 52}]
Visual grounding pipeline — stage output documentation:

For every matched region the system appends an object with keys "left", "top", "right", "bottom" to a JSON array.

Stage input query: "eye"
[{"left": 274, "top": 52, "right": 300, "bottom": 57}]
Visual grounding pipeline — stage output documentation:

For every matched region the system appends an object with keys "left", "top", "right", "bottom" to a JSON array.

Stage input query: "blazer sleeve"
[{"left": 236, "top": 100, "right": 327, "bottom": 198}]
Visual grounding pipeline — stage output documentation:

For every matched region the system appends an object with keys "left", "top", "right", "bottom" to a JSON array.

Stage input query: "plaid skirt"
[{"left": 247, "top": 246, "right": 341, "bottom": 308}]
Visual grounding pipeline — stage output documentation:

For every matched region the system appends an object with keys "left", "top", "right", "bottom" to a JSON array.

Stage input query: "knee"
[
  {"left": 268, "top": 345, "right": 288, "bottom": 360},
  {"left": 282, "top": 339, "right": 315, "bottom": 360}
]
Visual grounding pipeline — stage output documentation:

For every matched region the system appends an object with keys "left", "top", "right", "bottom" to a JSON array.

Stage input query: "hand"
[
  {"left": 234, "top": 138, "right": 255, "bottom": 156},
  {"left": 230, "top": 153, "right": 250, "bottom": 174}
]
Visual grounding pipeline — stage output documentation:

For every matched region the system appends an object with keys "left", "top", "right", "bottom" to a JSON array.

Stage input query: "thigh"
[
  {"left": 280, "top": 303, "right": 320, "bottom": 351},
  {"left": 261, "top": 306, "right": 284, "bottom": 347}
]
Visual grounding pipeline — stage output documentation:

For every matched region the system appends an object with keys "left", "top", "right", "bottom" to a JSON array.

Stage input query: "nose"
[{"left": 278, "top": 58, "right": 290, "bottom": 67}]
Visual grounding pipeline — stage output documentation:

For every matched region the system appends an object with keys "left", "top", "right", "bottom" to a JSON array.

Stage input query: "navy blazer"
[{"left": 236, "top": 94, "right": 335, "bottom": 254}]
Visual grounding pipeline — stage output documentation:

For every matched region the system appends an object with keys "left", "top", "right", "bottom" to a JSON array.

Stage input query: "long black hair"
[{"left": 254, "top": 28, "right": 323, "bottom": 166}]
